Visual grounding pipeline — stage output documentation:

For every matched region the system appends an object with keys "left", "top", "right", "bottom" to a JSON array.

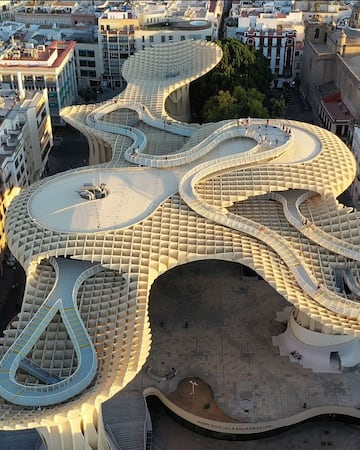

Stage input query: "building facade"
[
  {"left": 74, "top": 40, "right": 102, "bottom": 89},
  {"left": 0, "top": 88, "right": 52, "bottom": 260},
  {"left": 0, "top": 40, "right": 77, "bottom": 125},
  {"left": 226, "top": 6, "right": 304, "bottom": 87},
  {"left": 14, "top": 1, "right": 96, "bottom": 27},
  {"left": 301, "top": 3, "right": 360, "bottom": 140}
]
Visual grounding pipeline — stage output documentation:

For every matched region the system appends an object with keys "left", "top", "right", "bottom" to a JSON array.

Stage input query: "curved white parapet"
[
  {"left": 143, "top": 387, "right": 360, "bottom": 436},
  {"left": 0, "top": 258, "right": 102, "bottom": 406},
  {"left": 289, "top": 311, "right": 356, "bottom": 347},
  {"left": 273, "top": 311, "right": 360, "bottom": 372}
]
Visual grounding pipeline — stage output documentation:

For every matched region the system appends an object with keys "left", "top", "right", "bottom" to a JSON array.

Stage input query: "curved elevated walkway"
[
  {"left": 0, "top": 257, "right": 102, "bottom": 406},
  {"left": 179, "top": 139, "right": 360, "bottom": 319},
  {"left": 270, "top": 190, "right": 360, "bottom": 262}
]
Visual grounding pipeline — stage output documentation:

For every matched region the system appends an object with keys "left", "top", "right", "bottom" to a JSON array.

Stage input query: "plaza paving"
[{"left": 112, "top": 259, "right": 360, "bottom": 447}]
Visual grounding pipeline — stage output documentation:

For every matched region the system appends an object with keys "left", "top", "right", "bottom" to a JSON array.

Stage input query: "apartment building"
[
  {"left": 0, "top": 88, "right": 52, "bottom": 259},
  {"left": 0, "top": 40, "right": 77, "bottom": 125},
  {"left": 301, "top": 7, "right": 360, "bottom": 137},
  {"left": 14, "top": 1, "right": 96, "bottom": 27},
  {"left": 74, "top": 39, "right": 102, "bottom": 89},
  {"left": 226, "top": 4, "right": 304, "bottom": 87},
  {"left": 299, "top": 2, "right": 360, "bottom": 207}
]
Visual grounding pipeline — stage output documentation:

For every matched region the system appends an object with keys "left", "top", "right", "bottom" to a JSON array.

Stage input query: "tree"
[
  {"left": 270, "top": 97, "right": 286, "bottom": 118},
  {"left": 202, "top": 86, "right": 270, "bottom": 122},
  {"left": 202, "top": 90, "right": 238, "bottom": 122},
  {"left": 190, "top": 38, "right": 272, "bottom": 122}
]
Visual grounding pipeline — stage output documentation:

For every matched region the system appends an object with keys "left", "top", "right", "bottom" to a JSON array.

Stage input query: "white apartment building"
[
  {"left": 0, "top": 40, "right": 77, "bottom": 125},
  {"left": 14, "top": 1, "right": 97, "bottom": 27},
  {"left": 0, "top": 88, "right": 52, "bottom": 258},
  {"left": 226, "top": 5, "right": 304, "bottom": 87}
]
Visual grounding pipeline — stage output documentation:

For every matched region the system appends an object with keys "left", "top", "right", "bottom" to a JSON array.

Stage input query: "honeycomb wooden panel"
[{"left": 0, "top": 39, "right": 359, "bottom": 449}]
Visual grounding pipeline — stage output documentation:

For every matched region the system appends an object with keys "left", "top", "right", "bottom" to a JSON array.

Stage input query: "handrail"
[
  {"left": 0, "top": 257, "right": 103, "bottom": 406},
  {"left": 270, "top": 190, "right": 360, "bottom": 261},
  {"left": 179, "top": 135, "right": 360, "bottom": 319}
]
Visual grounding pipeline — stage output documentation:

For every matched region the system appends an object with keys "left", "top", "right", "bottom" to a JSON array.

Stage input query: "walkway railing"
[
  {"left": 270, "top": 190, "right": 360, "bottom": 262},
  {"left": 0, "top": 257, "right": 103, "bottom": 406},
  {"left": 179, "top": 136, "right": 360, "bottom": 320}
]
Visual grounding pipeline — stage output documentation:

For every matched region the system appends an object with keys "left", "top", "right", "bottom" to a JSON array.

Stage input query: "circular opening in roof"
[{"left": 190, "top": 20, "right": 208, "bottom": 26}]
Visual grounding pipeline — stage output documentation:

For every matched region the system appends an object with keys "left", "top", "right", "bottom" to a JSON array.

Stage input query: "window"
[
  {"left": 161, "top": 36, "right": 165, "bottom": 43},
  {"left": 314, "top": 27, "right": 320, "bottom": 39},
  {"left": 181, "top": 35, "right": 185, "bottom": 41},
  {"left": 247, "top": 38, "right": 254, "bottom": 47},
  {"left": 149, "top": 36, "right": 154, "bottom": 42},
  {"left": 168, "top": 35, "right": 173, "bottom": 41}
]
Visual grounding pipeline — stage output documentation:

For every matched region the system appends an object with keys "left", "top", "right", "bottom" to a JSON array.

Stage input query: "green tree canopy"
[
  {"left": 202, "top": 87, "right": 269, "bottom": 122},
  {"left": 190, "top": 38, "right": 273, "bottom": 123}
]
